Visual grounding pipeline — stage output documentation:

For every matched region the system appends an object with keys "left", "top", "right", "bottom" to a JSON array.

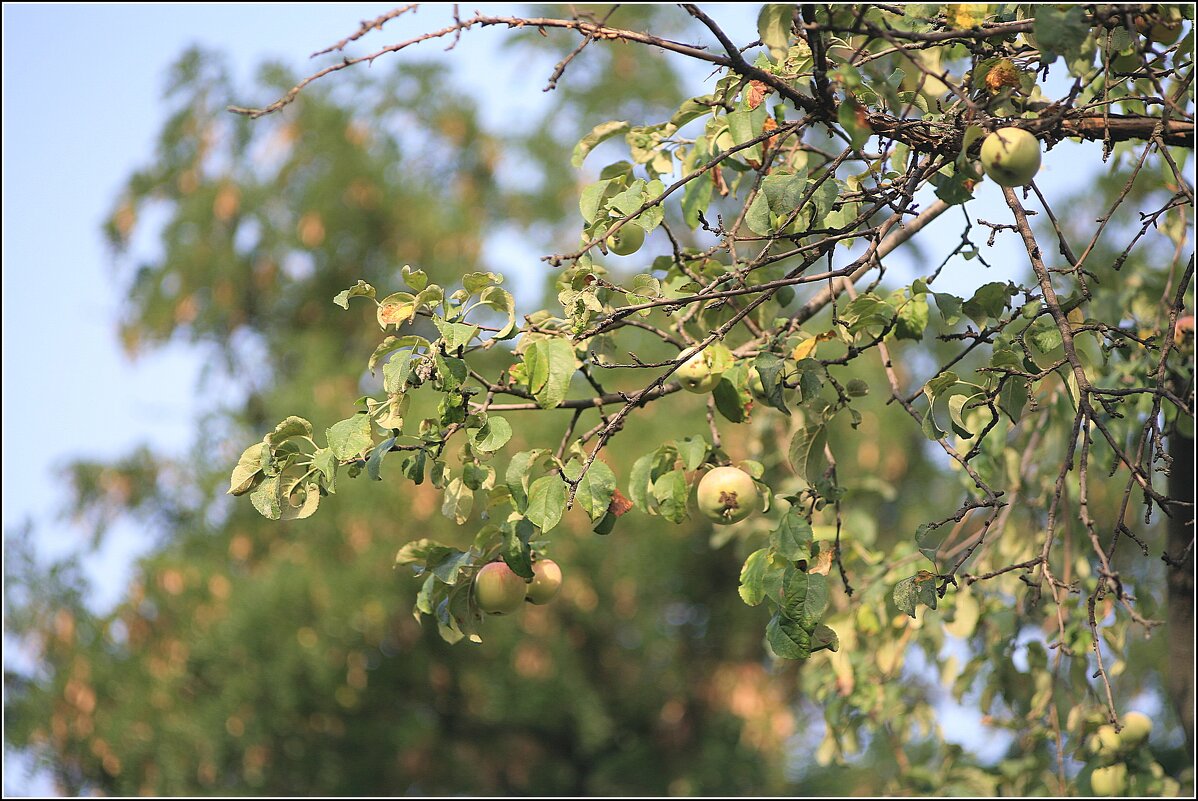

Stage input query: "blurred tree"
[{"left": 5, "top": 4, "right": 1194, "bottom": 798}]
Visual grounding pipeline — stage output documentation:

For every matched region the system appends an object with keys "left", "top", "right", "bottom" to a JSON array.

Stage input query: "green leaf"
[
  {"left": 845, "top": 378, "right": 869, "bottom": 398},
  {"left": 841, "top": 292, "right": 895, "bottom": 335},
  {"left": 592, "top": 510, "right": 618, "bottom": 536},
  {"left": 403, "top": 450, "right": 427, "bottom": 485},
  {"left": 326, "top": 414, "right": 373, "bottom": 461},
  {"left": 894, "top": 294, "right": 929, "bottom": 340},
  {"left": 948, "top": 392, "right": 987, "bottom": 438},
  {"left": 726, "top": 107, "right": 764, "bottom": 163},
  {"left": 250, "top": 475, "right": 282, "bottom": 520},
  {"left": 501, "top": 517, "right": 535, "bottom": 580},
  {"left": 893, "top": 572, "right": 939, "bottom": 619},
  {"left": 923, "top": 371, "right": 960, "bottom": 402},
  {"left": 527, "top": 473, "right": 568, "bottom": 532},
  {"left": 921, "top": 406, "right": 947, "bottom": 440},
  {"left": 312, "top": 447, "right": 337, "bottom": 494},
  {"left": 745, "top": 191, "right": 774, "bottom": 235},
  {"left": 916, "top": 523, "right": 944, "bottom": 570},
  {"left": 1034, "top": 4, "right": 1089, "bottom": 63},
  {"left": 992, "top": 348, "right": 1030, "bottom": 424},
  {"left": 676, "top": 436, "right": 708, "bottom": 471},
  {"left": 279, "top": 477, "right": 320, "bottom": 520},
  {"left": 780, "top": 569, "right": 828, "bottom": 630},
  {"left": 470, "top": 416, "right": 512, "bottom": 454},
  {"left": 401, "top": 265, "right": 428, "bottom": 291},
  {"left": 366, "top": 436, "right": 396, "bottom": 481},
  {"left": 434, "top": 318, "right": 480, "bottom": 351},
  {"left": 479, "top": 286, "right": 517, "bottom": 339},
  {"left": 572, "top": 120, "right": 631, "bottom": 168},
  {"left": 788, "top": 424, "right": 828, "bottom": 484},
  {"left": 713, "top": 375, "right": 749, "bottom": 423},
  {"left": 629, "top": 453, "right": 656, "bottom": 514},
  {"left": 266, "top": 416, "right": 313, "bottom": 447},
  {"left": 434, "top": 352, "right": 468, "bottom": 392},
  {"left": 837, "top": 98, "right": 872, "bottom": 150},
  {"left": 931, "top": 162, "right": 976, "bottom": 205},
  {"left": 771, "top": 510, "right": 813, "bottom": 562},
  {"left": 368, "top": 335, "right": 425, "bottom": 374},
  {"left": 962, "top": 282, "right": 1016, "bottom": 327},
  {"left": 429, "top": 549, "right": 473, "bottom": 585},
  {"left": 811, "top": 623, "right": 839, "bottom": 653},
  {"left": 933, "top": 292, "right": 964, "bottom": 327},
  {"left": 653, "top": 469, "right": 690, "bottom": 524},
  {"left": 229, "top": 442, "right": 269, "bottom": 496},
  {"left": 383, "top": 349, "right": 419, "bottom": 394},
  {"left": 767, "top": 613, "right": 812, "bottom": 659},
  {"left": 525, "top": 337, "right": 576, "bottom": 410},
  {"left": 573, "top": 459, "right": 617, "bottom": 522},
  {"left": 505, "top": 449, "right": 544, "bottom": 512},
  {"left": 739, "top": 548, "right": 772, "bottom": 606},
  {"left": 757, "top": 4, "right": 795, "bottom": 62},
  {"left": 333, "top": 279, "right": 375, "bottom": 309},
  {"left": 753, "top": 353, "right": 790, "bottom": 415},
  {"left": 462, "top": 272, "right": 501, "bottom": 294},
  {"left": 395, "top": 538, "right": 453, "bottom": 568},
  {"left": 461, "top": 462, "right": 494, "bottom": 491},
  {"left": 580, "top": 178, "right": 616, "bottom": 224},
  {"left": 441, "top": 477, "right": 474, "bottom": 525},
  {"left": 1029, "top": 318, "right": 1063, "bottom": 355},
  {"left": 762, "top": 169, "right": 807, "bottom": 216}
]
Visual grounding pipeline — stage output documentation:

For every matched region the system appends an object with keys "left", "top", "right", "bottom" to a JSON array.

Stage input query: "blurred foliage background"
[{"left": 4, "top": 4, "right": 1193, "bottom": 796}]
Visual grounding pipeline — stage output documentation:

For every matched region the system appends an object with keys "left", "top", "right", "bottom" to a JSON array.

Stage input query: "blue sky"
[{"left": 2, "top": 4, "right": 1113, "bottom": 794}]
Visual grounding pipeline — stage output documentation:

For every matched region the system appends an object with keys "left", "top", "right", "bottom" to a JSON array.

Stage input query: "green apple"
[
  {"left": 525, "top": 558, "right": 563, "bottom": 605},
  {"left": 1088, "top": 724, "right": 1122, "bottom": 758},
  {"left": 1091, "top": 763, "right": 1128, "bottom": 796},
  {"left": 606, "top": 223, "right": 645, "bottom": 256},
  {"left": 696, "top": 466, "right": 759, "bottom": 525},
  {"left": 473, "top": 561, "right": 527, "bottom": 615},
  {"left": 1119, "top": 711, "right": 1152, "bottom": 746},
  {"left": 980, "top": 127, "right": 1042, "bottom": 187},
  {"left": 677, "top": 348, "right": 722, "bottom": 393}
]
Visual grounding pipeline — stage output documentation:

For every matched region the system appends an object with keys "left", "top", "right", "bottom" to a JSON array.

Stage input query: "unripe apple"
[
  {"left": 473, "top": 561, "right": 527, "bottom": 615},
  {"left": 696, "top": 466, "right": 759, "bottom": 525},
  {"left": 1088, "top": 724, "right": 1122, "bottom": 757},
  {"left": 1120, "top": 711, "right": 1152, "bottom": 746},
  {"left": 979, "top": 127, "right": 1042, "bottom": 187},
  {"left": 525, "top": 558, "right": 563, "bottom": 605},
  {"left": 676, "top": 348, "right": 722, "bottom": 393},
  {"left": 1091, "top": 763, "right": 1128, "bottom": 796},
  {"left": 606, "top": 223, "right": 645, "bottom": 256}
]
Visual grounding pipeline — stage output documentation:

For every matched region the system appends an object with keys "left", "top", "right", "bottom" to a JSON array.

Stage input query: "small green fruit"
[
  {"left": 606, "top": 223, "right": 645, "bottom": 256},
  {"left": 677, "top": 348, "right": 722, "bottom": 393},
  {"left": 1091, "top": 763, "right": 1128, "bottom": 796},
  {"left": 696, "top": 466, "right": 759, "bottom": 525},
  {"left": 525, "top": 558, "right": 563, "bottom": 605},
  {"left": 980, "top": 127, "right": 1042, "bottom": 187},
  {"left": 1120, "top": 711, "right": 1152, "bottom": 746},
  {"left": 474, "top": 561, "right": 527, "bottom": 615},
  {"left": 1089, "top": 724, "right": 1122, "bottom": 757}
]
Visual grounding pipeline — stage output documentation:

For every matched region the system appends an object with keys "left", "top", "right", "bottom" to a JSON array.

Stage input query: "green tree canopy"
[{"left": 6, "top": 4, "right": 1194, "bottom": 797}]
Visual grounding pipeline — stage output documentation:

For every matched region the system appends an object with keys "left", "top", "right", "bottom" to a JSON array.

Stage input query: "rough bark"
[{"left": 1165, "top": 398, "right": 1195, "bottom": 755}]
